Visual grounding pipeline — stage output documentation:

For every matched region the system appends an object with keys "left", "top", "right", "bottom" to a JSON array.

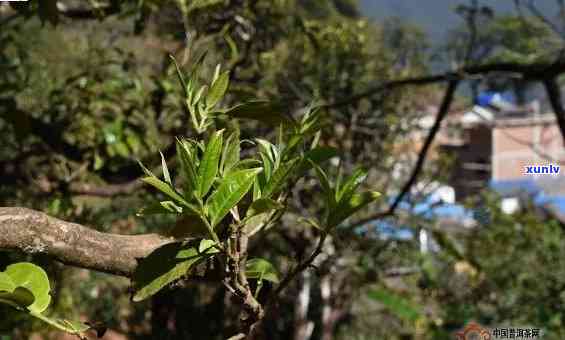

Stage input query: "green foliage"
[
  {"left": 225, "top": 100, "right": 294, "bottom": 126},
  {"left": 132, "top": 59, "right": 382, "bottom": 301},
  {"left": 0, "top": 262, "right": 101, "bottom": 339},
  {"left": 198, "top": 130, "right": 225, "bottom": 198},
  {"left": 245, "top": 258, "right": 280, "bottom": 284},
  {"left": 206, "top": 168, "right": 262, "bottom": 228},
  {"left": 4, "top": 263, "right": 51, "bottom": 314},
  {"left": 0, "top": 272, "right": 35, "bottom": 310},
  {"left": 132, "top": 242, "right": 215, "bottom": 302},
  {"left": 367, "top": 287, "right": 422, "bottom": 323},
  {"left": 311, "top": 162, "right": 381, "bottom": 228}
]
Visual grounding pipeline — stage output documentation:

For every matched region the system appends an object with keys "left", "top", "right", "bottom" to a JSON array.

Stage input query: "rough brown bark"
[{"left": 0, "top": 207, "right": 174, "bottom": 277}]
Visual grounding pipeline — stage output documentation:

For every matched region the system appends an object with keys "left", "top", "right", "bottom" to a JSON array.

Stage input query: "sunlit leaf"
[
  {"left": 336, "top": 168, "right": 368, "bottom": 203},
  {"left": 298, "top": 217, "right": 324, "bottom": 231},
  {"left": 207, "top": 70, "right": 230, "bottom": 108},
  {"left": 262, "top": 158, "right": 300, "bottom": 198},
  {"left": 0, "top": 272, "right": 14, "bottom": 293},
  {"left": 160, "top": 151, "right": 172, "bottom": 186},
  {"left": 141, "top": 177, "right": 190, "bottom": 208},
  {"left": 198, "top": 239, "right": 219, "bottom": 254},
  {"left": 221, "top": 131, "right": 240, "bottom": 175},
  {"left": 226, "top": 159, "right": 262, "bottom": 174},
  {"left": 246, "top": 198, "right": 283, "bottom": 218},
  {"left": 243, "top": 212, "right": 272, "bottom": 236},
  {"left": 206, "top": 168, "right": 262, "bottom": 227},
  {"left": 137, "top": 160, "right": 155, "bottom": 177},
  {"left": 169, "top": 55, "right": 187, "bottom": 95},
  {"left": 310, "top": 160, "right": 334, "bottom": 209},
  {"left": 5, "top": 263, "right": 51, "bottom": 313},
  {"left": 198, "top": 130, "right": 224, "bottom": 198},
  {"left": 245, "top": 258, "right": 280, "bottom": 283},
  {"left": 136, "top": 201, "right": 183, "bottom": 217},
  {"left": 176, "top": 138, "right": 199, "bottom": 198}
]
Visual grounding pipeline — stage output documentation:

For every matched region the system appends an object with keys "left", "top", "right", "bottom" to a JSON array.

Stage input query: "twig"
[
  {"left": 272, "top": 232, "right": 327, "bottom": 298},
  {"left": 345, "top": 80, "right": 459, "bottom": 229}
]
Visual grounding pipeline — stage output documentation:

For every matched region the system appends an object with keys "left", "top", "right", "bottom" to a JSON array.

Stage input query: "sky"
[{"left": 359, "top": 0, "right": 559, "bottom": 42}]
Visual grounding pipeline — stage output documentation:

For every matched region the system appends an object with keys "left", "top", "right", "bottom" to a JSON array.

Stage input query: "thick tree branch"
[
  {"left": 325, "top": 59, "right": 565, "bottom": 108},
  {"left": 67, "top": 180, "right": 142, "bottom": 197},
  {"left": 0, "top": 207, "right": 174, "bottom": 277},
  {"left": 56, "top": 1, "right": 122, "bottom": 20}
]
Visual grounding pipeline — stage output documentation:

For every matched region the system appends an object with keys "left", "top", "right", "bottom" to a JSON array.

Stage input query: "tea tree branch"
[{"left": 0, "top": 207, "right": 174, "bottom": 277}]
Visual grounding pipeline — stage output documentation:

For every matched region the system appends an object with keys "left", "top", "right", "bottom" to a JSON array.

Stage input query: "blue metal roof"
[
  {"left": 489, "top": 179, "right": 541, "bottom": 196},
  {"left": 363, "top": 178, "right": 565, "bottom": 239}
]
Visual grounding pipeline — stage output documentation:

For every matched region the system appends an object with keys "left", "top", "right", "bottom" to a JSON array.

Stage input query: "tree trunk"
[
  {"left": 320, "top": 275, "right": 335, "bottom": 340},
  {"left": 293, "top": 271, "right": 314, "bottom": 340}
]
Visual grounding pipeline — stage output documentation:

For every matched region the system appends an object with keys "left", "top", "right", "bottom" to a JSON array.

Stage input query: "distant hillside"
[{"left": 359, "top": 0, "right": 559, "bottom": 41}]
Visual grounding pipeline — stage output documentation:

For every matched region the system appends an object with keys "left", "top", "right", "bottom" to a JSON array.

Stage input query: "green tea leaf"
[
  {"left": 367, "top": 288, "right": 421, "bottom": 322},
  {"left": 243, "top": 212, "right": 271, "bottom": 236},
  {"left": 193, "top": 85, "right": 208, "bottom": 107},
  {"left": 246, "top": 198, "right": 283, "bottom": 218},
  {"left": 60, "top": 319, "right": 92, "bottom": 334},
  {"left": 198, "top": 130, "right": 224, "bottom": 198},
  {"left": 262, "top": 158, "right": 300, "bottom": 198},
  {"left": 136, "top": 201, "right": 183, "bottom": 217},
  {"left": 298, "top": 217, "right": 324, "bottom": 231},
  {"left": 5, "top": 263, "right": 51, "bottom": 313},
  {"left": 221, "top": 131, "right": 241, "bottom": 174},
  {"left": 225, "top": 100, "right": 295, "bottom": 126},
  {"left": 227, "top": 159, "right": 262, "bottom": 174},
  {"left": 297, "top": 147, "right": 338, "bottom": 174},
  {"left": 137, "top": 160, "right": 155, "bottom": 177},
  {"left": 310, "top": 160, "right": 334, "bottom": 207},
  {"left": 336, "top": 168, "right": 368, "bottom": 203},
  {"left": 198, "top": 239, "right": 219, "bottom": 254},
  {"left": 132, "top": 242, "right": 206, "bottom": 302},
  {"left": 160, "top": 152, "right": 172, "bottom": 186},
  {"left": 176, "top": 138, "right": 199, "bottom": 198},
  {"left": 169, "top": 55, "right": 187, "bottom": 95},
  {"left": 329, "top": 191, "right": 381, "bottom": 228},
  {"left": 0, "top": 287, "right": 35, "bottom": 309},
  {"left": 245, "top": 258, "right": 280, "bottom": 283},
  {"left": 207, "top": 70, "right": 230, "bottom": 108},
  {"left": 206, "top": 168, "right": 262, "bottom": 227},
  {"left": 141, "top": 177, "right": 190, "bottom": 208},
  {"left": 0, "top": 272, "right": 14, "bottom": 293}
]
